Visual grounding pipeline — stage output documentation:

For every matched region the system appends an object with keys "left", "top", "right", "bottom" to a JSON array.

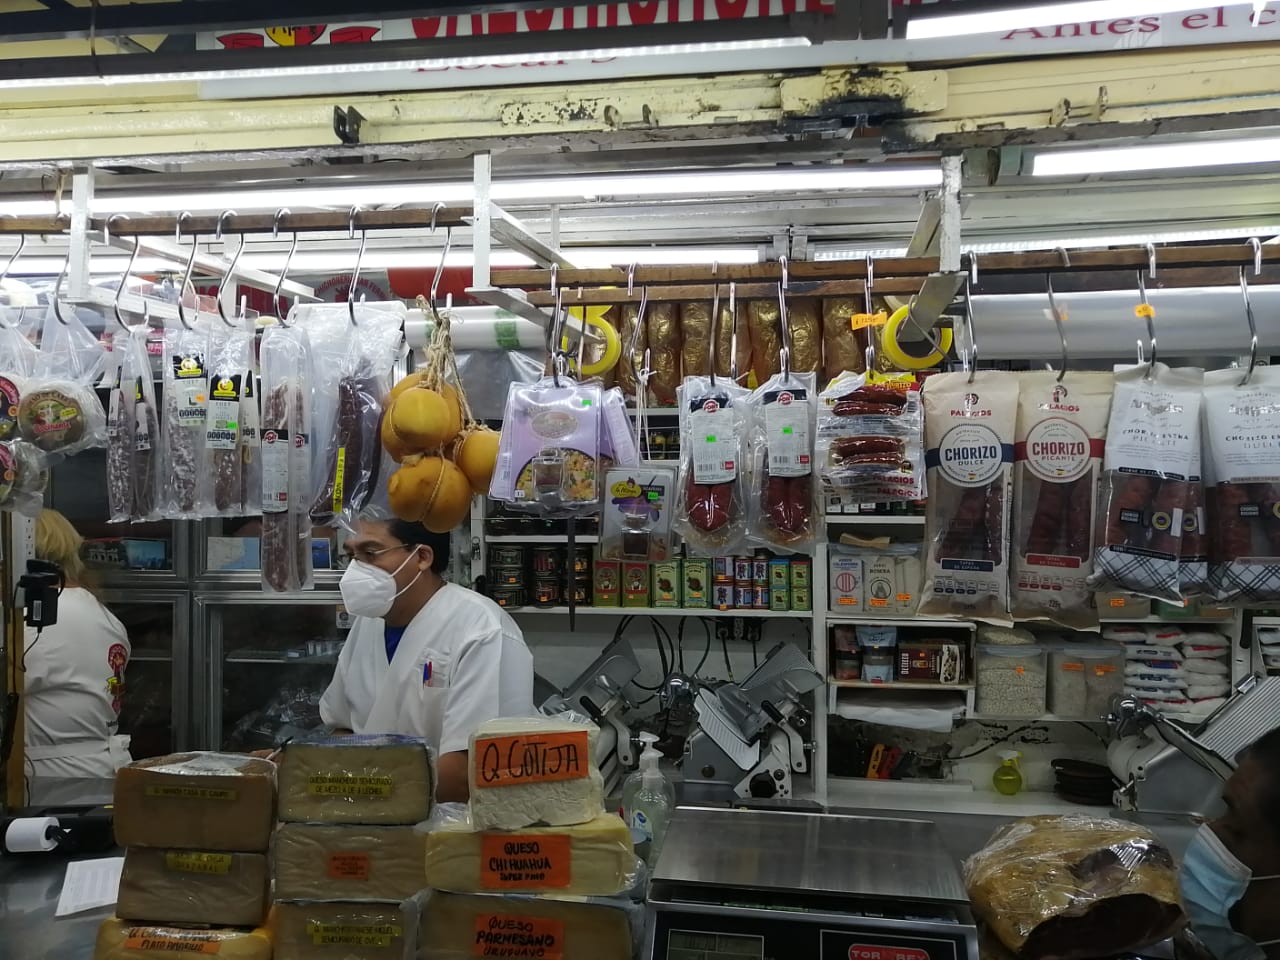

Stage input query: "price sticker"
[{"left": 850, "top": 311, "right": 889, "bottom": 331}]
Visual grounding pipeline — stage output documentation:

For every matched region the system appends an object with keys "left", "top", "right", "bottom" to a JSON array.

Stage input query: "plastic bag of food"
[
  {"left": 816, "top": 370, "right": 924, "bottom": 502},
  {"left": 790, "top": 298, "right": 822, "bottom": 374},
  {"left": 489, "top": 376, "right": 603, "bottom": 518},
  {"left": 673, "top": 375, "right": 749, "bottom": 555},
  {"left": 239, "top": 329, "right": 262, "bottom": 518},
  {"left": 1010, "top": 371, "right": 1113, "bottom": 628},
  {"left": 617, "top": 302, "right": 648, "bottom": 400},
  {"left": 106, "top": 352, "right": 132, "bottom": 524},
  {"left": 598, "top": 386, "right": 639, "bottom": 472},
  {"left": 600, "top": 464, "right": 677, "bottom": 561},
  {"left": 746, "top": 371, "right": 817, "bottom": 554},
  {"left": 260, "top": 324, "right": 314, "bottom": 593},
  {"left": 124, "top": 326, "right": 161, "bottom": 521},
  {"left": 748, "top": 299, "right": 783, "bottom": 381},
  {"left": 822, "top": 297, "right": 867, "bottom": 382},
  {"left": 646, "top": 303, "right": 680, "bottom": 405},
  {"left": 1089, "top": 363, "right": 1203, "bottom": 603},
  {"left": 0, "top": 440, "right": 47, "bottom": 517},
  {"left": 199, "top": 323, "right": 254, "bottom": 517},
  {"left": 0, "top": 322, "right": 36, "bottom": 443},
  {"left": 713, "top": 299, "right": 751, "bottom": 386},
  {"left": 1204, "top": 365, "right": 1280, "bottom": 603},
  {"left": 160, "top": 321, "right": 213, "bottom": 517},
  {"left": 19, "top": 304, "right": 107, "bottom": 460},
  {"left": 679, "top": 302, "right": 713, "bottom": 379},
  {"left": 918, "top": 371, "right": 1017, "bottom": 623},
  {"left": 964, "top": 815, "right": 1184, "bottom": 960}
]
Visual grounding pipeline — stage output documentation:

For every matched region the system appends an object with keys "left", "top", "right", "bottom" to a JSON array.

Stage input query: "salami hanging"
[
  {"left": 673, "top": 375, "right": 749, "bottom": 556},
  {"left": 746, "top": 371, "right": 817, "bottom": 555}
]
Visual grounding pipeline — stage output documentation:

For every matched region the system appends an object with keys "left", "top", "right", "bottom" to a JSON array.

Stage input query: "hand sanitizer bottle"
[{"left": 621, "top": 732, "right": 674, "bottom": 865}]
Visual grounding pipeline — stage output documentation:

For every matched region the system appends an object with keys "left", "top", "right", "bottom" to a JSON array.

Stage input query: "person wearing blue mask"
[{"left": 1181, "top": 726, "right": 1280, "bottom": 960}]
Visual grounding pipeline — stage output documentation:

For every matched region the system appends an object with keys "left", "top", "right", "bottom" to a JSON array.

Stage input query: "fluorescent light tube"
[
  {"left": 905, "top": 0, "right": 1253, "bottom": 39},
  {"left": 1033, "top": 136, "right": 1280, "bottom": 176}
]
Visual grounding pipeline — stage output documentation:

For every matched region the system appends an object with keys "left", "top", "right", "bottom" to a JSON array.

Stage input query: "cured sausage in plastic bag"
[
  {"left": 746, "top": 372, "right": 817, "bottom": 554},
  {"left": 673, "top": 376, "right": 748, "bottom": 555}
]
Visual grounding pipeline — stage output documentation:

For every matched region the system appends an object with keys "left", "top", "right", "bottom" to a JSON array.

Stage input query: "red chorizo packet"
[
  {"left": 917, "top": 371, "right": 1018, "bottom": 625},
  {"left": 1204, "top": 365, "right": 1280, "bottom": 603},
  {"left": 673, "top": 375, "right": 749, "bottom": 556},
  {"left": 1010, "top": 371, "right": 1113, "bottom": 629},
  {"left": 745, "top": 371, "right": 817, "bottom": 555},
  {"left": 1088, "top": 363, "right": 1203, "bottom": 604},
  {"left": 815, "top": 370, "right": 925, "bottom": 503}
]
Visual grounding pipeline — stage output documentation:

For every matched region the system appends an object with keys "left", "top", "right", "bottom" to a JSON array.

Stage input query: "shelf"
[
  {"left": 831, "top": 679, "right": 974, "bottom": 691},
  {"left": 485, "top": 534, "right": 600, "bottom": 544},
  {"left": 1099, "top": 616, "right": 1234, "bottom": 625},
  {"left": 965, "top": 712, "right": 1103, "bottom": 723},
  {"left": 824, "top": 778, "right": 1109, "bottom": 817},
  {"left": 507, "top": 606, "right": 806, "bottom": 618},
  {"left": 826, "top": 616, "right": 975, "bottom": 629},
  {"left": 826, "top": 515, "right": 926, "bottom": 525}
]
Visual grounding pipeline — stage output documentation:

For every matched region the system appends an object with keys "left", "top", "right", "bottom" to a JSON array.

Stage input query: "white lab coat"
[
  {"left": 320, "top": 583, "right": 535, "bottom": 756},
  {"left": 23, "top": 587, "right": 133, "bottom": 780}
]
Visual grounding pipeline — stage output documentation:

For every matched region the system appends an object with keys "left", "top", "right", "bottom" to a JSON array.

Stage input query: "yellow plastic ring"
[
  {"left": 879, "top": 304, "right": 954, "bottom": 371},
  {"left": 572, "top": 307, "right": 621, "bottom": 376}
]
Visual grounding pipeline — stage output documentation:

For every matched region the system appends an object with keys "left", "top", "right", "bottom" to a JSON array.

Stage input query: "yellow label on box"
[
  {"left": 124, "top": 929, "right": 222, "bottom": 954},
  {"left": 144, "top": 785, "right": 237, "bottom": 801},
  {"left": 307, "top": 923, "right": 401, "bottom": 948},
  {"left": 307, "top": 774, "right": 394, "bottom": 798},
  {"left": 165, "top": 852, "right": 233, "bottom": 875}
]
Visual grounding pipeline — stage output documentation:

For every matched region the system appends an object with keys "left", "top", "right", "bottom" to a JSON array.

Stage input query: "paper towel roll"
[{"left": 5, "top": 816, "right": 60, "bottom": 853}]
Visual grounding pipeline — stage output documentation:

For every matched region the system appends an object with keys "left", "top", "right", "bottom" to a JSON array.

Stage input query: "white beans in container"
[{"left": 975, "top": 644, "right": 1047, "bottom": 717}]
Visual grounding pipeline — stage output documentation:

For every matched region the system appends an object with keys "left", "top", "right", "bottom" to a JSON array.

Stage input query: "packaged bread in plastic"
[
  {"left": 964, "top": 814, "right": 1184, "bottom": 960},
  {"left": 823, "top": 297, "right": 867, "bottom": 381},
  {"left": 95, "top": 920, "right": 272, "bottom": 960},
  {"left": 646, "top": 302, "right": 680, "bottom": 405},
  {"left": 790, "top": 297, "right": 822, "bottom": 374},
  {"left": 680, "top": 302, "right": 713, "bottom": 379},
  {"left": 617, "top": 302, "right": 648, "bottom": 400},
  {"left": 273, "top": 821, "right": 429, "bottom": 902},
  {"left": 116, "top": 848, "right": 269, "bottom": 927},
  {"left": 468, "top": 717, "right": 604, "bottom": 830},
  {"left": 419, "top": 892, "right": 634, "bottom": 960},
  {"left": 714, "top": 299, "right": 752, "bottom": 385},
  {"left": 424, "top": 803, "right": 637, "bottom": 897},
  {"left": 113, "top": 752, "right": 276, "bottom": 851},
  {"left": 272, "top": 897, "right": 421, "bottom": 960},
  {"left": 748, "top": 299, "right": 783, "bottom": 381},
  {"left": 278, "top": 733, "right": 433, "bottom": 825}
]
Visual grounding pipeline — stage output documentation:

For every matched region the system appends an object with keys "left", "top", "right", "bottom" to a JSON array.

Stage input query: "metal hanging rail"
[{"left": 0, "top": 207, "right": 474, "bottom": 237}]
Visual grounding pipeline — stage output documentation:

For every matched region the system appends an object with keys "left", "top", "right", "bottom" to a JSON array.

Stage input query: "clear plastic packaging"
[
  {"left": 0, "top": 320, "right": 37, "bottom": 444},
  {"left": 0, "top": 439, "right": 47, "bottom": 517},
  {"left": 964, "top": 815, "right": 1184, "bottom": 960},
  {"left": 160, "top": 320, "right": 213, "bottom": 517},
  {"left": 1089, "top": 363, "right": 1203, "bottom": 603},
  {"left": 273, "top": 895, "right": 422, "bottom": 960},
  {"left": 200, "top": 322, "right": 255, "bottom": 517},
  {"left": 816, "top": 370, "right": 925, "bottom": 503},
  {"left": 116, "top": 848, "right": 269, "bottom": 927},
  {"left": 747, "top": 371, "right": 817, "bottom": 555},
  {"left": 672, "top": 375, "right": 749, "bottom": 556},
  {"left": 974, "top": 644, "right": 1047, "bottom": 717},
  {"left": 423, "top": 803, "right": 640, "bottom": 897},
  {"left": 259, "top": 324, "right": 314, "bottom": 593},
  {"left": 95, "top": 919, "right": 272, "bottom": 960},
  {"left": 239, "top": 328, "right": 262, "bottom": 519},
  {"left": 599, "top": 465, "right": 676, "bottom": 561},
  {"left": 277, "top": 733, "right": 433, "bottom": 825},
  {"left": 273, "top": 821, "right": 430, "bottom": 902},
  {"left": 125, "top": 326, "right": 161, "bottom": 521},
  {"left": 19, "top": 304, "right": 107, "bottom": 460},
  {"left": 1047, "top": 643, "right": 1124, "bottom": 719}
]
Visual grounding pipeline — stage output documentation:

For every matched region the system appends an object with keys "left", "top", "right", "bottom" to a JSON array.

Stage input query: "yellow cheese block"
[
  {"left": 113, "top": 752, "right": 276, "bottom": 851},
  {"left": 424, "top": 813, "right": 634, "bottom": 897},
  {"left": 420, "top": 893, "right": 632, "bottom": 960},
  {"left": 468, "top": 718, "right": 604, "bottom": 830},
  {"left": 273, "top": 822, "right": 429, "bottom": 902},
  {"left": 95, "top": 919, "right": 272, "bottom": 960},
  {"left": 278, "top": 734, "right": 433, "bottom": 825},
  {"left": 117, "top": 848, "right": 268, "bottom": 927},
  {"left": 272, "top": 900, "right": 418, "bottom": 960}
]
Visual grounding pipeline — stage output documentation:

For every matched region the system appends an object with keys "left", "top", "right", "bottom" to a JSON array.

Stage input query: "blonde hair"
[{"left": 35, "top": 509, "right": 86, "bottom": 584}]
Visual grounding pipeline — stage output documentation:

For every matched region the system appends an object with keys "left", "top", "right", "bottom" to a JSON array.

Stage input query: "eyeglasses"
[{"left": 345, "top": 543, "right": 415, "bottom": 565}]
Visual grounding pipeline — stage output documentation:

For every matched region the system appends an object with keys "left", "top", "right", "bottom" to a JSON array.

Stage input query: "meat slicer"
[{"left": 681, "top": 642, "right": 823, "bottom": 804}]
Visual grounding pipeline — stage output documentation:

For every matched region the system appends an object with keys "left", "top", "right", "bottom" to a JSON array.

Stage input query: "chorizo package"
[
  {"left": 240, "top": 334, "right": 262, "bottom": 518},
  {"left": 816, "top": 370, "right": 924, "bottom": 502},
  {"left": 918, "top": 371, "right": 1018, "bottom": 623},
  {"left": 160, "top": 321, "right": 212, "bottom": 517},
  {"left": 673, "top": 375, "right": 749, "bottom": 555},
  {"left": 125, "top": 326, "right": 161, "bottom": 521},
  {"left": 1203, "top": 365, "right": 1280, "bottom": 603},
  {"left": 747, "top": 371, "right": 817, "bottom": 554},
  {"left": 260, "top": 324, "right": 315, "bottom": 593},
  {"left": 679, "top": 302, "right": 712, "bottom": 379},
  {"left": 1010, "top": 372, "right": 1113, "bottom": 629},
  {"left": 646, "top": 303, "right": 680, "bottom": 405},
  {"left": 106, "top": 354, "right": 132, "bottom": 524},
  {"left": 713, "top": 300, "right": 751, "bottom": 385},
  {"left": 1180, "top": 441, "right": 1209, "bottom": 597},
  {"left": 199, "top": 324, "right": 254, "bottom": 517},
  {"left": 1088, "top": 363, "right": 1203, "bottom": 603},
  {"left": 822, "top": 297, "right": 867, "bottom": 382}
]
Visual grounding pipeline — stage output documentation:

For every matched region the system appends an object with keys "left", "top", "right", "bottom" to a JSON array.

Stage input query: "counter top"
[{"left": 0, "top": 850, "right": 113, "bottom": 960}]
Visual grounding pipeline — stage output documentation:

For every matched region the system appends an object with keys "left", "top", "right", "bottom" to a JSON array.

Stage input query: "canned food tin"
[
  {"left": 567, "top": 579, "right": 590, "bottom": 605},
  {"left": 488, "top": 545, "right": 526, "bottom": 567},
  {"left": 713, "top": 582, "right": 734, "bottom": 610},
  {"left": 735, "top": 584, "right": 754, "bottom": 609},
  {"left": 753, "top": 585, "right": 769, "bottom": 609},
  {"left": 752, "top": 559, "right": 769, "bottom": 586},
  {"left": 713, "top": 557, "right": 736, "bottom": 580},
  {"left": 768, "top": 558, "right": 790, "bottom": 589},
  {"left": 769, "top": 588, "right": 790, "bottom": 612},
  {"left": 531, "top": 546, "right": 562, "bottom": 575},
  {"left": 570, "top": 547, "right": 592, "bottom": 576},
  {"left": 533, "top": 578, "right": 561, "bottom": 607},
  {"left": 488, "top": 565, "right": 524, "bottom": 587},
  {"left": 734, "top": 558, "right": 752, "bottom": 583},
  {"left": 491, "top": 586, "right": 526, "bottom": 608},
  {"left": 791, "top": 586, "right": 812, "bottom": 611},
  {"left": 790, "top": 559, "right": 812, "bottom": 590}
]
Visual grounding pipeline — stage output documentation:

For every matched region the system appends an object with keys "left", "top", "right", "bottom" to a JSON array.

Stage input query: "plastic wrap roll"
[
  {"left": 748, "top": 300, "right": 783, "bottom": 381},
  {"left": 617, "top": 304, "right": 647, "bottom": 400},
  {"left": 646, "top": 302, "right": 680, "bottom": 405},
  {"left": 790, "top": 298, "right": 821, "bottom": 374},
  {"left": 823, "top": 297, "right": 867, "bottom": 381},
  {"left": 679, "top": 302, "right": 713, "bottom": 378},
  {"left": 714, "top": 302, "right": 751, "bottom": 384}
]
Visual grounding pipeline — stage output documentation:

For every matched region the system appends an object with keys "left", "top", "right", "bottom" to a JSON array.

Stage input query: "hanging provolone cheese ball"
[
  {"left": 380, "top": 409, "right": 414, "bottom": 463},
  {"left": 388, "top": 455, "right": 472, "bottom": 533},
  {"left": 388, "top": 387, "right": 457, "bottom": 451},
  {"left": 452, "top": 425, "right": 500, "bottom": 495}
]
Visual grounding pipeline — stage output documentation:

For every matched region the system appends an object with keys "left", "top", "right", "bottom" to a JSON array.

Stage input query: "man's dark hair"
[
  {"left": 386, "top": 519, "right": 451, "bottom": 575},
  {"left": 1241, "top": 726, "right": 1280, "bottom": 825}
]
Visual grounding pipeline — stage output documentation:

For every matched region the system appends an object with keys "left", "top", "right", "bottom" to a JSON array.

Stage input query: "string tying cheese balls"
[{"left": 388, "top": 455, "right": 472, "bottom": 532}]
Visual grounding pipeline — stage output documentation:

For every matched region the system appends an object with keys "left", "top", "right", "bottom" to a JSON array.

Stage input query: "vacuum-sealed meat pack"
[
  {"left": 816, "top": 371, "right": 924, "bottom": 503},
  {"left": 747, "top": 371, "right": 817, "bottom": 554},
  {"left": 673, "top": 376, "right": 748, "bottom": 555}
]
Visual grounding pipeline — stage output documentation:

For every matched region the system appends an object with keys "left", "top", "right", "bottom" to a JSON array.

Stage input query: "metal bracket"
[{"left": 333, "top": 105, "right": 366, "bottom": 145}]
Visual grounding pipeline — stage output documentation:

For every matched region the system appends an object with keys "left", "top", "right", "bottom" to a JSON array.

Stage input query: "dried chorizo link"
[
  {"left": 831, "top": 436, "right": 901, "bottom": 458},
  {"left": 983, "top": 482, "right": 1005, "bottom": 566},
  {"left": 685, "top": 470, "right": 733, "bottom": 533},
  {"left": 837, "top": 386, "right": 906, "bottom": 407},
  {"left": 1025, "top": 478, "right": 1066, "bottom": 556},
  {"left": 833, "top": 400, "right": 903, "bottom": 417},
  {"left": 1065, "top": 474, "right": 1093, "bottom": 559},
  {"left": 763, "top": 471, "right": 810, "bottom": 537},
  {"left": 261, "top": 382, "right": 292, "bottom": 592},
  {"left": 1212, "top": 482, "right": 1253, "bottom": 562},
  {"left": 311, "top": 377, "right": 362, "bottom": 523},
  {"left": 1105, "top": 474, "right": 1157, "bottom": 547},
  {"left": 939, "top": 484, "right": 990, "bottom": 560}
]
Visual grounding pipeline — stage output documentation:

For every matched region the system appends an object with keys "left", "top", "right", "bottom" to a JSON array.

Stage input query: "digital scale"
[{"left": 645, "top": 807, "right": 979, "bottom": 960}]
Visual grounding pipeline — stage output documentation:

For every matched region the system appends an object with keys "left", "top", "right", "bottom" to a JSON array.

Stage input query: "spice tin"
[
  {"left": 569, "top": 546, "right": 592, "bottom": 576},
  {"left": 622, "top": 562, "right": 651, "bottom": 607},
  {"left": 593, "top": 559, "right": 621, "bottom": 607},
  {"left": 533, "top": 578, "right": 561, "bottom": 607},
  {"left": 713, "top": 582, "right": 734, "bottom": 610},
  {"left": 752, "top": 585, "right": 769, "bottom": 609},
  {"left": 488, "top": 545, "right": 526, "bottom": 567},
  {"left": 790, "top": 586, "right": 811, "bottom": 611},
  {"left": 566, "top": 578, "right": 590, "bottom": 606},
  {"left": 770, "top": 588, "right": 790, "bottom": 611},
  {"left": 790, "top": 558, "right": 812, "bottom": 590},
  {"left": 652, "top": 560, "right": 681, "bottom": 607},
  {"left": 752, "top": 558, "right": 769, "bottom": 586},
  {"left": 768, "top": 558, "right": 790, "bottom": 589},
  {"left": 734, "top": 557, "right": 752, "bottom": 583},
  {"left": 488, "top": 565, "right": 524, "bottom": 587},
  {"left": 531, "top": 546, "right": 562, "bottom": 575},
  {"left": 683, "top": 558, "right": 710, "bottom": 608},
  {"left": 713, "top": 557, "right": 736, "bottom": 580},
  {"left": 735, "top": 584, "right": 754, "bottom": 609},
  {"left": 491, "top": 586, "right": 526, "bottom": 608}
]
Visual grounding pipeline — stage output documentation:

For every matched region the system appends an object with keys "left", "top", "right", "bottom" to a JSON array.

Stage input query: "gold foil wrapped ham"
[
  {"left": 714, "top": 301, "right": 752, "bottom": 384},
  {"left": 617, "top": 302, "right": 648, "bottom": 400},
  {"left": 748, "top": 299, "right": 783, "bottom": 381},
  {"left": 680, "top": 302, "right": 713, "bottom": 378},
  {"left": 646, "top": 302, "right": 680, "bottom": 405},
  {"left": 823, "top": 297, "right": 868, "bottom": 381},
  {"left": 790, "top": 297, "right": 822, "bottom": 374}
]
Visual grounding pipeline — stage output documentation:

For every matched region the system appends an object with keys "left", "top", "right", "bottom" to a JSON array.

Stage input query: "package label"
[
  {"left": 327, "top": 852, "right": 372, "bottom": 881},
  {"left": 937, "top": 422, "right": 1005, "bottom": 487},
  {"left": 307, "top": 773, "right": 394, "bottom": 798},
  {"left": 763, "top": 388, "right": 812, "bottom": 477},
  {"left": 205, "top": 372, "right": 242, "bottom": 450},
  {"left": 124, "top": 929, "right": 222, "bottom": 954},
  {"left": 165, "top": 852, "right": 233, "bottom": 875},
  {"left": 173, "top": 353, "right": 209, "bottom": 428},
  {"left": 143, "top": 785, "right": 237, "bottom": 801},
  {"left": 260, "top": 428, "right": 291, "bottom": 512},
  {"left": 689, "top": 396, "right": 737, "bottom": 484},
  {"left": 307, "top": 922, "right": 401, "bottom": 948},
  {"left": 472, "top": 914, "right": 566, "bottom": 960},
  {"left": 474, "top": 731, "right": 590, "bottom": 788},
  {"left": 480, "top": 833, "right": 572, "bottom": 889}
]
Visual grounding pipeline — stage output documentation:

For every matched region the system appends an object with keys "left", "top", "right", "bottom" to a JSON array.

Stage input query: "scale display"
[
  {"left": 667, "top": 930, "right": 766, "bottom": 959},
  {"left": 654, "top": 913, "right": 970, "bottom": 960}
]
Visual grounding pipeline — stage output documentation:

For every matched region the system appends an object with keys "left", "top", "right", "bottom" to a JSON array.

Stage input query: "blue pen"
[{"left": 423, "top": 661, "right": 433, "bottom": 685}]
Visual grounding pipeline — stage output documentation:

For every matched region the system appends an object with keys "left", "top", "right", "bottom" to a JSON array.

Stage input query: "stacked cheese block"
[
  {"left": 271, "top": 734, "right": 434, "bottom": 960},
  {"left": 1107, "top": 625, "right": 1234, "bottom": 720},
  {"left": 96, "top": 753, "right": 277, "bottom": 960},
  {"left": 421, "top": 717, "right": 637, "bottom": 960}
]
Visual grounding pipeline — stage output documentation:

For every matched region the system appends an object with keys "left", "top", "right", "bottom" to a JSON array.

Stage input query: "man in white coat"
[{"left": 321, "top": 517, "right": 534, "bottom": 802}]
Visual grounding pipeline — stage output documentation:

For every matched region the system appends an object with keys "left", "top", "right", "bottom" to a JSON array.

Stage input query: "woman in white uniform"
[
  {"left": 23, "top": 509, "right": 132, "bottom": 781},
  {"left": 321, "top": 518, "right": 535, "bottom": 802}
]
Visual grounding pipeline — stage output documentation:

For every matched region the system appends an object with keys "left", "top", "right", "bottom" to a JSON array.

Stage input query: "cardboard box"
[
  {"left": 682, "top": 558, "right": 710, "bottom": 608},
  {"left": 829, "top": 553, "right": 863, "bottom": 611},
  {"left": 652, "top": 560, "right": 681, "bottom": 607},
  {"left": 897, "top": 641, "right": 966, "bottom": 684},
  {"left": 593, "top": 559, "right": 621, "bottom": 606},
  {"left": 622, "top": 562, "right": 650, "bottom": 607}
]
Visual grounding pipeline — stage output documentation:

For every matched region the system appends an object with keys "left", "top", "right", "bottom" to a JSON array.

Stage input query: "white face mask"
[
  {"left": 1181, "top": 823, "right": 1280, "bottom": 960},
  {"left": 339, "top": 548, "right": 422, "bottom": 619}
]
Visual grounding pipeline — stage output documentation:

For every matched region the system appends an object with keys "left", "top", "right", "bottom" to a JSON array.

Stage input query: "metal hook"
[
  {"left": 1248, "top": 236, "right": 1263, "bottom": 277},
  {"left": 429, "top": 202, "right": 445, "bottom": 234},
  {"left": 628, "top": 286, "right": 649, "bottom": 389},
  {"left": 428, "top": 226, "right": 453, "bottom": 318},
  {"left": 272, "top": 208, "right": 295, "bottom": 326},
  {"left": 1136, "top": 269, "right": 1157, "bottom": 379},
  {"left": 106, "top": 214, "right": 137, "bottom": 330},
  {"left": 708, "top": 283, "right": 720, "bottom": 388},
  {"left": 864, "top": 253, "right": 875, "bottom": 316},
  {"left": 963, "top": 278, "right": 979, "bottom": 385},
  {"left": 215, "top": 211, "right": 243, "bottom": 328},
  {"left": 728, "top": 281, "right": 739, "bottom": 382},
  {"left": 1239, "top": 265, "right": 1259, "bottom": 386},
  {"left": 0, "top": 217, "right": 26, "bottom": 287},
  {"left": 347, "top": 205, "right": 367, "bottom": 326},
  {"left": 779, "top": 254, "right": 789, "bottom": 292},
  {"left": 174, "top": 211, "right": 197, "bottom": 331},
  {"left": 777, "top": 278, "right": 791, "bottom": 382},
  {"left": 967, "top": 252, "right": 978, "bottom": 286},
  {"left": 626, "top": 262, "right": 636, "bottom": 298},
  {"left": 1045, "top": 273, "right": 1069, "bottom": 383},
  {"left": 1146, "top": 242, "right": 1157, "bottom": 279}
]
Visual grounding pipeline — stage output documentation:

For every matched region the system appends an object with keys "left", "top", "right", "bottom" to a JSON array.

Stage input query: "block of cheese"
[
  {"left": 278, "top": 734, "right": 433, "bottom": 825},
  {"left": 273, "top": 821, "right": 429, "bottom": 902},
  {"left": 95, "top": 919, "right": 272, "bottom": 960},
  {"left": 113, "top": 752, "right": 276, "bottom": 851},
  {"left": 272, "top": 899, "right": 418, "bottom": 960},
  {"left": 468, "top": 717, "right": 604, "bottom": 830},
  {"left": 424, "top": 813, "right": 634, "bottom": 896},
  {"left": 419, "top": 893, "right": 632, "bottom": 960},
  {"left": 116, "top": 848, "right": 269, "bottom": 927}
]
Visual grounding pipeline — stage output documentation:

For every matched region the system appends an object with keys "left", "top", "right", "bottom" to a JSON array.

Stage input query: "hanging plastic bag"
[
  {"left": 199, "top": 321, "right": 255, "bottom": 517},
  {"left": 816, "top": 370, "right": 924, "bottom": 503},
  {"left": 746, "top": 371, "right": 817, "bottom": 554},
  {"left": 599, "top": 386, "right": 639, "bottom": 471},
  {"left": 0, "top": 320, "right": 37, "bottom": 443},
  {"left": 106, "top": 350, "right": 132, "bottom": 524},
  {"left": 239, "top": 320, "right": 262, "bottom": 519},
  {"left": 125, "top": 325, "right": 161, "bottom": 521},
  {"left": 160, "top": 320, "right": 213, "bottom": 517},
  {"left": 0, "top": 440, "right": 47, "bottom": 517},
  {"left": 673, "top": 374, "right": 749, "bottom": 555},
  {"left": 260, "top": 324, "right": 314, "bottom": 593},
  {"left": 19, "top": 304, "right": 107, "bottom": 459},
  {"left": 1088, "top": 363, "right": 1203, "bottom": 604}
]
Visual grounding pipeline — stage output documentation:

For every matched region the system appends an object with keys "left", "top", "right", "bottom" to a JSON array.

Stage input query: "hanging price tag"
[{"left": 850, "top": 312, "right": 889, "bottom": 331}]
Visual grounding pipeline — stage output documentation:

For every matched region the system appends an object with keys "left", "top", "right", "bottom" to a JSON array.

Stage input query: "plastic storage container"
[
  {"left": 975, "top": 644, "right": 1048, "bottom": 717},
  {"left": 862, "top": 649, "right": 895, "bottom": 684},
  {"left": 1048, "top": 642, "right": 1125, "bottom": 719}
]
